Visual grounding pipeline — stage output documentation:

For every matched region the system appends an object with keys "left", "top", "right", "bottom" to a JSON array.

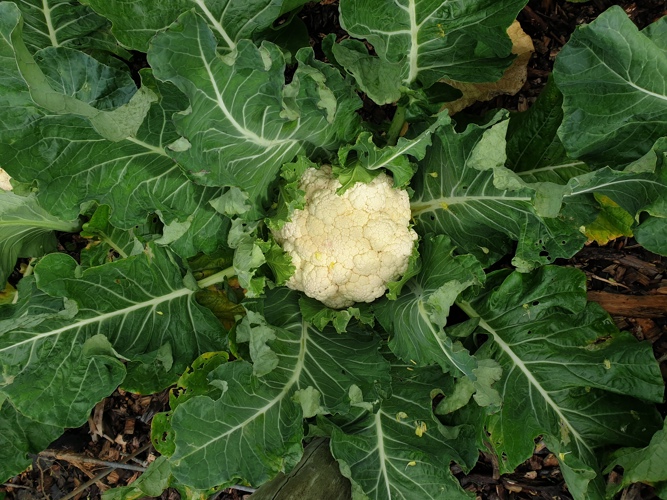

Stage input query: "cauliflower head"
[{"left": 272, "top": 166, "right": 417, "bottom": 309}]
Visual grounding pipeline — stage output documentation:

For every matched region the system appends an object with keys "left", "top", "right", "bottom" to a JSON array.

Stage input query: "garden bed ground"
[{"left": 1, "top": 1, "right": 666, "bottom": 499}]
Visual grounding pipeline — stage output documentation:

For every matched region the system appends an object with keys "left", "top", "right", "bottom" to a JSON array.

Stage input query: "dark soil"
[{"left": 3, "top": 1, "right": 666, "bottom": 500}]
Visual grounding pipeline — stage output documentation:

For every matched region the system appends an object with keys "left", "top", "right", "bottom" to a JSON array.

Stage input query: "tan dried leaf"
[
  {"left": 442, "top": 21, "right": 534, "bottom": 114},
  {"left": 0, "top": 168, "right": 11, "bottom": 191}
]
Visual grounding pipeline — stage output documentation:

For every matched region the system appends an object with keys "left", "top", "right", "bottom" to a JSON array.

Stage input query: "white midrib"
[
  {"left": 374, "top": 411, "right": 393, "bottom": 498},
  {"left": 42, "top": 0, "right": 59, "bottom": 47},
  {"left": 174, "top": 321, "right": 309, "bottom": 462},
  {"left": 0, "top": 219, "right": 79, "bottom": 231},
  {"left": 417, "top": 301, "right": 464, "bottom": 374},
  {"left": 516, "top": 161, "right": 586, "bottom": 177},
  {"left": 0, "top": 267, "right": 234, "bottom": 354},
  {"left": 566, "top": 177, "right": 666, "bottom": 197},
  {"left": 404, "top": 0, "right": 420, "bottom": 84},
  {"left": 457, "top": 300, "right": 594, "bottom": 455},
  {"left": 199, "top": 42, "right": 291, "bottom": 149},
  {"left": 410, "top": 195, "right": 531, "bottom": 215},
  {"left": 0, "top": 287, "right": 192, "bottom": 353},
  {"left": 592, "top": 53, "right": 667, "bottom": 104},
  {"left": 625, "top": 79, "right": 667, "bottom": 103},
  {"left": 193, "top": 0, "right": 235, "bottom": 50},
  {"left": 125, "top": 137, "right": 169, "bottom": 157}
]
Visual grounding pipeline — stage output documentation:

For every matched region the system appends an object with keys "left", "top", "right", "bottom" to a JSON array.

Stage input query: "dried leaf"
[{"left": 442, "top": 21, "right": 534, "bottom": 114}]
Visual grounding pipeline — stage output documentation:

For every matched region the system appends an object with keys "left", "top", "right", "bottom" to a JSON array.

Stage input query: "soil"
[{"left": 2, "top": 1, "right": 666, "bottom": 500}]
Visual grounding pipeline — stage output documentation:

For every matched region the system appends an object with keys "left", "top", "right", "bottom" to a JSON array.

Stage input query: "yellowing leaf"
[
  {"left": 0, "top": 282, "right": 16, "bottom": 305},
  {"left": 583, "top": 194, "right": 634, "bottom": 245}
]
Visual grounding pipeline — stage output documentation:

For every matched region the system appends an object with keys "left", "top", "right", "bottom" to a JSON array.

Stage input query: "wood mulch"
[{"left": 2, "top": 1, "right": 666, "bottom": 499}]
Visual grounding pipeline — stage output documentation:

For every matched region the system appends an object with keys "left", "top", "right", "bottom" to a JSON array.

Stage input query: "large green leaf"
[
  {"left": 0, "top": 3, "right": 154, "bottom": 143},
  {"left": 506, "top": 78, "right": 589, "bottom": 184},
  {"left": 0, "top": 244, "right": 228, "bottom": 426},
  {"left": 167, "top": 288, "right": 390, "bottom": 489},
  {"left": 33, "top": 46, "right": 137, "bottom": 110},
  {"left": 0, "top": 191, "right": 80, "bottom": 283},
  {"left": 605, "top": 418, "right": 667, "bottom": 495},
  {"left": 327, "top": 354, "right": 476, "bottom": 500},
  {"left": 14, "top": 0, "right": 129, "bottom": 57},
  {"left": 337, "top": 113, "right": 450, "bottom": 188},
  {"left": 375, "top": 235, "right": 483, "bottom": 378},
  {"left": 409, "top": 113, "right": 586, "bottom": 270},
  {"left": 458, "top": 266, "right": 663, "bottom": 499},
  {"left": 80, "top": 0, "right": 310, "bottom": 53},
  {"left": 148, "top": 11, "right": 362, "bottom": 213},
  {"left": 0, "top": 8, "right": 229, "bottom": 257},
  {"left": 79, "top": 205, "right": 161, "bottom": 268},
  {"left": 0, "top": 400, "right": 63, "bottom": 483},
  {"left": 564, "top": 166, "right": 667, "bottom": 221},
  {"left": 336, "top": 0, "right": 528, "bottom": 104},
  {"left": 554, "top": 8, "right": 667, "bottom": 167}
]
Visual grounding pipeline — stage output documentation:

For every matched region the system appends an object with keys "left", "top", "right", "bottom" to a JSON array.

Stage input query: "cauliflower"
[{"left": 272, "top": 166, "right": 417, "bottom": 309}]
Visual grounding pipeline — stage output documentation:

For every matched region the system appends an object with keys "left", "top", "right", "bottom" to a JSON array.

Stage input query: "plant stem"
[
  {"left": 39, "top": 450, "right": 147, "bottom": 472},
  {"left": 386, "top": 105, "right": 407, "bottom": 146},
  {"left": 58, "top": 442, "right": 153, "bottom": 500},
  {"left": 197, "top": 266, "right": 236, "bottom": 288}
]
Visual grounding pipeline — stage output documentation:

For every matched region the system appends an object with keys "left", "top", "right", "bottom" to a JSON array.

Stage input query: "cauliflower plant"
[{"left": 272, "top": 166, "right": 417, "bottom": 309}]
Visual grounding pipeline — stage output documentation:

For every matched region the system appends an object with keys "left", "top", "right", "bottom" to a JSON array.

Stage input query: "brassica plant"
[{"left": 0, "top": 0, "right": 666, "bottom": 498}]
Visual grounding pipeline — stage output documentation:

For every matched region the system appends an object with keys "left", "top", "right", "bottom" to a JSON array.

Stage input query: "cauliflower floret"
[{"left": 272, "top": 166, "right": 417, "bottom": 309}]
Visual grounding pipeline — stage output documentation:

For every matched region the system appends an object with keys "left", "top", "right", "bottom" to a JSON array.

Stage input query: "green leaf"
[
  {"left": 0, "top": 276, "right": 73, "bottom": 336},
  {"left": 0, "top": 191, "right": 80, "bottom": 283},
  {"left": 236, "top": 309, "right": 279, "bottom": 377},
  {"left": 14, "top": 0, "right": 129, "bottom": 57},
  {"left": 337, "top": 0, "right": 528, "bottom": 101},
  {"left": 122, "top": 343, "right": 175, "bottom": 394},
  {"left": 80, "top": 0, "right": 304, "bottom": 53},
  {"left": 337, "top": 114, "right": 448, "bottom": 189},
  {"left": 1, "top": 329, "right": 126, "bottom": 428},
  {"left": 547, "top": 438, "right": 605, "bottom": 500},
  {"left": 643, "top": 15, "right": 667, "bottom": 50},
  {"left": 458, "top": 266, "right": 663, "bottom": 499},
  {"left": 260, "top": 12, "right": 311, "bottom": 63},
  {"left": 259, "top": 238, "right": 295, "bottom": 286},
  {"left": 554, "top": 7, "right": 667, "bottom": 167},
  {"left": 0, "top": 244, "right": 227, "bottom": 428},
  {"left": 266, "top": 157, "right": 314, "bottom": 232},
  {"left": 328, "top": 354, "right": 476, "bottom": 500},
  {"left": 563, "top": 165, "right": 667, "bottom": 243},
  {"left": 167, "top": 288, "right": 390, "bottom": 489},
  {"left": 149, "top": 352, "right": 231, "bottom": 459},
  {"left": 410, "top": 113, "right": 587, "bottom": 269},
  {"left": 506, "top": 78, "right": 589, "bottom": 184},
  {"left": 605, "top": 418, "right": 667, "bottom": 495},
  {"left": 375, "top": 235, "right": 484, "bottom": 378},
  {"left": 0, "top": 400, "right": 64, "bottom": 483},
  {"left": 33, "top": 46, "right": 137, "bottom": 110},
  {"left": 209, "top": 187, "right": 252, "bottom": 217},
  {"left": 330, "top": 39, "right": 404, "bottom": 105},
  {"left": 298, "top": 297, "right": 375, "bottom": 334},
  {"left": 635, "top": 217, "right": 667, "bottom": 255},
  {"left": 148, "top": 12, "right": 361, "bottom": 214},
  {"left": 102, "top": 457, "right": 172, "bottom": 500},
  {"left": 0, "top": 4, "right": 154, "bottom": 143},
  {"left": 0, "top": 26, "right": 228, "bottom": 258},
  {"left": 80, "top": 206, "right": 163, "bottom": 267}
]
